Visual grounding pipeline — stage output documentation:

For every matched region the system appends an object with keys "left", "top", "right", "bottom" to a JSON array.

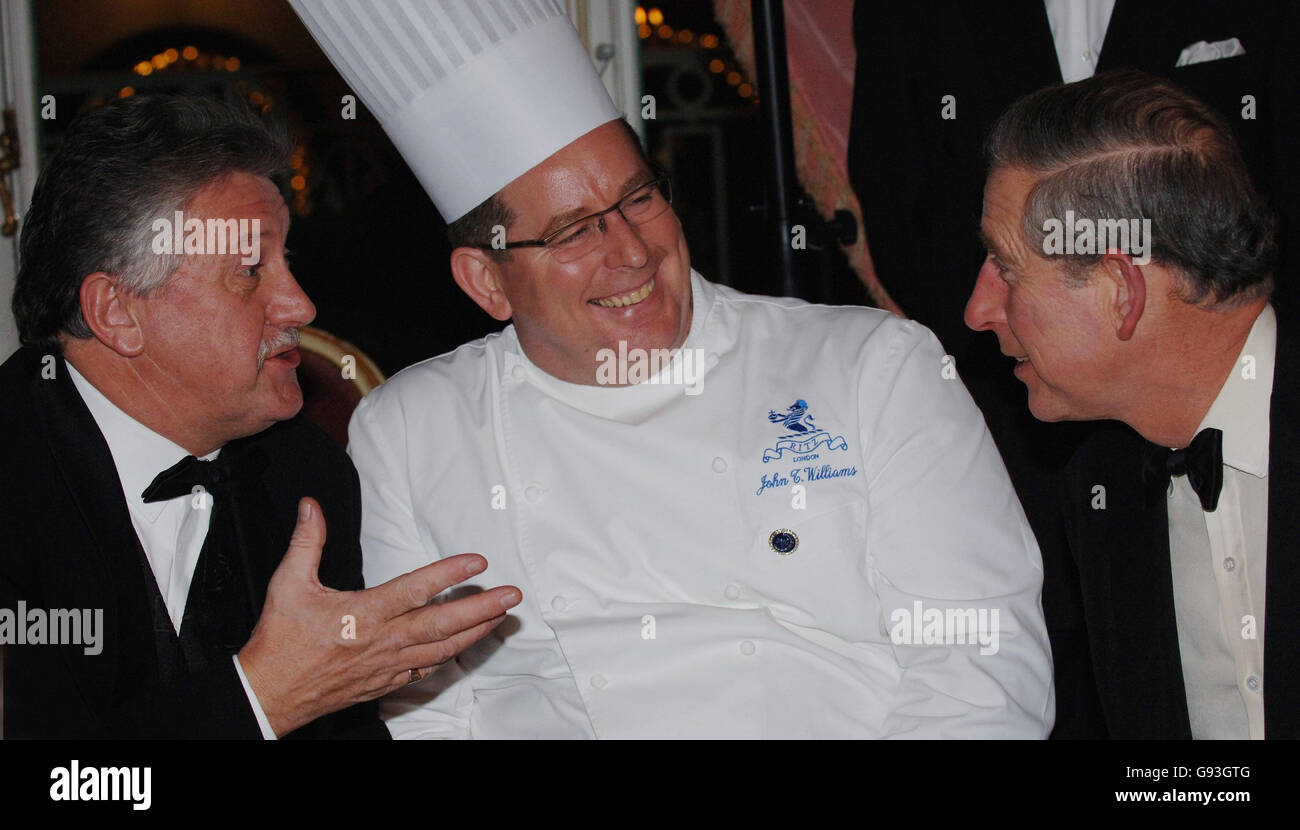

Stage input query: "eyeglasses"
[{"left": 479, "top": 174, "right": 673, "bottom": 263}]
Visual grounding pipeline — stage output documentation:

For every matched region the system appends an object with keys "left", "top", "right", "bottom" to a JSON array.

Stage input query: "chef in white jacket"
[{"left": 293, "top": 0, "right": 1054, "bottom": 738}]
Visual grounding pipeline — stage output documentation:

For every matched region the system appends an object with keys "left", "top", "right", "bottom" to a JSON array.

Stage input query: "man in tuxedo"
[
  {"left": 0, "top": 94, "right": 521, "bottom": 739},
  {"left": 850, "top": 0, "right": 1300, "bottom": 739},
  {"left": 965, "top": 70, "right": 1297, "bottom": 738}
]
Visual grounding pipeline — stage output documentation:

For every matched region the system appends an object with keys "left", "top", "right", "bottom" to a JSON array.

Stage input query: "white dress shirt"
[
  {"left": 349, "top": 272, "right": 1054, "bottom": 738},
  {"left": 1044, "top": 0, "right": 1116, "bottom": 83},
  {"left": 1167, "top": 304, "right": 1274, "bottom": 739},
  {"left": 66, "top": 362, "right": 276, "bottom": 739}
]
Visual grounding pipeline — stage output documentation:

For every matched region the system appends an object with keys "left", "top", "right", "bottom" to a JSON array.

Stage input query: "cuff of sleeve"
[{"left": 232, "top": 654, "right": 278, "bottom": 740}]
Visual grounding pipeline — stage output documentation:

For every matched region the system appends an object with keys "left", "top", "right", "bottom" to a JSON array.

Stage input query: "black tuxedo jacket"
[
  {"left": 1060, "top": 312, "right": 1299, "bottom": 738},
  {"left": 0, "top": 346, "right": 389, "bottom": 739}
]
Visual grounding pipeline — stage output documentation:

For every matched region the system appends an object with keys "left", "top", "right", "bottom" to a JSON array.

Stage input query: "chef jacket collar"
[{"left": 503, "top": 270, "right": 722, "bottom": 420}]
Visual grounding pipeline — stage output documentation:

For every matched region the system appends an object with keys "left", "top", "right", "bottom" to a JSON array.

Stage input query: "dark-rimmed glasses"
[{"left": 477, "top": 174, "right": 673, "bottom": 263}]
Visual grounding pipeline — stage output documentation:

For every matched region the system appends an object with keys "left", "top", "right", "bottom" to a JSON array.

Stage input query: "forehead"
[
  {"left": 983, "top": 167, "right": 1038, "bottom": 221},
  {"left": 187, "top": 172, "right": 288, "bottom": 226},
  {"left": 981, "top": 166, "right": 1040, "bottom": 253},
  {"left": 500, "top": 121, "right": 650, "bottom": 222}
]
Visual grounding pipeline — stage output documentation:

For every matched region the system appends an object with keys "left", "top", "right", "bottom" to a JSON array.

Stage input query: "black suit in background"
[
  {"left": 0, "top": 346, "right": 388, "bottom": 739},
  {"left": 849, "top": 0, "right": 1300, "bottom": 737},
  {"left": 850, "top": 0, "right": 1300, "bottom": 357},
  {"left": 1060, "top": 312, "right": 1299, "bottom": 739}
]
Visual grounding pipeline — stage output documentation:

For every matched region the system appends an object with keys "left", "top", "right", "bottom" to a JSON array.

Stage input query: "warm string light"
[
  {"left": 289, "top": 145, "right": 312, "bottom": 216},
  {"left": 121, "top": 46, "right": 307, "bottom": 211},
  {"left": 634, "top": 6, "right": 755, "bottom": 102},
  {"left": 132, "top": 46, "right": 241, "bottom": 77}
]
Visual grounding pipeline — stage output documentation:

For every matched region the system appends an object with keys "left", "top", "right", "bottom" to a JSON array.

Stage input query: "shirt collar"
[
  {"left": 1195, "top": 303, "right": 1275, "bottom": 478},
  {"left": 65, "top": 361, "right": 220, "bottom": 522}
]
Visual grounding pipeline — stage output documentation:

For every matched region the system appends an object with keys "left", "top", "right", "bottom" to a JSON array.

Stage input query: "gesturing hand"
[{"left": 239, "top": 497, "right": 521, "bottom": 736}]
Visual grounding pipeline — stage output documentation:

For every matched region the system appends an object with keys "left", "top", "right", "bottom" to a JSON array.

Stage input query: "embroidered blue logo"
[{"left": 762, "top": 399, "right": 848, "bottom": 463}]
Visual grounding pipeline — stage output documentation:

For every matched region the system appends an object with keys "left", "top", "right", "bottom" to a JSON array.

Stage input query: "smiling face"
[
  {"left": 129, "top": 172, "right": 315, "bottom": 450},
  {"left": 472, "top": 120, "right": 693, "bottom": 385},
  {"left": 964, "top": 166, "right": 1118, "bottom": 422}
]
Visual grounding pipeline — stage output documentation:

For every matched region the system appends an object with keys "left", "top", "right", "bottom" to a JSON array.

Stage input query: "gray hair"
[
  {"left": 985, "top": 69, "right": 1276, "bottom": 306},
  {"left": 14, "top": 93, "right": 293, "bottom": 349}
]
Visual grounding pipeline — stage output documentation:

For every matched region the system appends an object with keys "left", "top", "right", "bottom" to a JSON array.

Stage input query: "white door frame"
[
  {"left": 0, "top": 0, "right": 40, "bottom": 356},
  {"left": 566, "top": 0, "right": 644, "bottom": 142}
]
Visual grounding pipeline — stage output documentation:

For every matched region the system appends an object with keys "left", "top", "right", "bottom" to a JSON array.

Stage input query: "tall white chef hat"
[{"left": 289, "top": 0, "right": 620, "bottom": 222}]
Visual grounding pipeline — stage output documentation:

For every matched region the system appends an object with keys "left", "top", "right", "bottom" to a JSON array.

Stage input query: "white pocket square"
[{"left": 1175, "top": 37, "right": 1246, "bottom": 67}]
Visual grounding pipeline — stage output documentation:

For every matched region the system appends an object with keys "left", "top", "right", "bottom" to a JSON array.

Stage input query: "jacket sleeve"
[
  {"left": 856, "top": 318, "right": 1055, "bottom": 737},
  {"left": 347, "top": 388, "right": 475, "bottom": 738},
  {"left": 0, "top": 616, "right": 263, "bottom": 740}
]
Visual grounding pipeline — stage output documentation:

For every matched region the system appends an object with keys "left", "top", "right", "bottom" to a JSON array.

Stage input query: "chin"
[
  {"left": 1027, "top": 403, "right": 1066, "bottom": 423},
  {"left": 612, "top": 315, "right": 682, "bottom": 352},
  {"left": 264, "top": 384, "right": 305, "bottom": 423},
  {"left": 280, "top": 392, "right": 305, "bottom": 420},
  {"left": 648, "top": 321, "right": 688, "bottom": 350},
  {"left": 1026, "top": 391, "right": 1079, "bottom": 423}
]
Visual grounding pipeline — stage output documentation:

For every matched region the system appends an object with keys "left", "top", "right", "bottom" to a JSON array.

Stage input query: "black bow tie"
[
  {"left": 141, "top": 448, "right": 267, "bottom": 503},
  {"left": 1142, "top": 427, "right": 1225, "bottom": 512}
]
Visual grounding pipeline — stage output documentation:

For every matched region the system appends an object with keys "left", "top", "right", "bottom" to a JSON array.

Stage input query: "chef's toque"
[{"left": 289, "top": 0, "right": 620, "bottom": 221}]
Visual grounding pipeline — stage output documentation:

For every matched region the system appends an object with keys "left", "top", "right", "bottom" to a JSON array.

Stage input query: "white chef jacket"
[{"left": 349, "top": 272, "right": 1054, "bottom": 738}]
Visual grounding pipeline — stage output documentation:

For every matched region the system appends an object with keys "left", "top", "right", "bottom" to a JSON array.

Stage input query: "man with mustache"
[
  {"left": 0, "top": 94, "right": 521, "bottom": 738},
  {"left": 965, "top": 70, "right": 1298, "bottom": 737}
]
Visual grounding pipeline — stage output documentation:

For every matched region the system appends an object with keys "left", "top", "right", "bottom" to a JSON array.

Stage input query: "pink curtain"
[{"left": 712, "top": 0, "right": 899, "bottom": 313}]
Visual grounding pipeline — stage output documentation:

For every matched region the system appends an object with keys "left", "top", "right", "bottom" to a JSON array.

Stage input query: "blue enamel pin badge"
[{"left": 769, "top": 529, "right": 799, "bottom": 555}]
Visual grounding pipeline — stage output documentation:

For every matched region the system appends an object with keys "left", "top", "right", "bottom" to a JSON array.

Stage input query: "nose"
[
  {"left": 964, "top": 257, "right": 1008, "bottom": 332},
  {"left": 269, "top": 268, "right": 317, "bottom": 329},
  {"left": 601, "top": 209, "right": 649, "bottom": 269}
]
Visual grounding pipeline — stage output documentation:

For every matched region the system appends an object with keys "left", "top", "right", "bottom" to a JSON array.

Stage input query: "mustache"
[{"left": 257, "top": 328, "right": 301, "bottom": 368}]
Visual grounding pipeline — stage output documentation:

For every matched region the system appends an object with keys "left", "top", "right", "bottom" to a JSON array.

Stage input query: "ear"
[
  {"left": 79, "top": 272, "right": 145, "bottom": 356},
  {"left": 1097, "top": 253, "right": 1146, "bottom": 341},
  {"left": 450, "top": 247, "right": 513, "bottom": 321}
]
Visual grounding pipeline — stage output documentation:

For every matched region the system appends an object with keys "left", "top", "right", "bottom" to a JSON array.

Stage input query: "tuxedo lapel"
[
  {"left": 1066, "top": 425, "right": 1192, "bottom": 737},
  {"left": 176, "top": 443, "right": 277, "bottom": 668},
  {"left": 221, "top": 442, "right": 281, "bottom": 614},
  {"left": 28, "top": 351, "right": 161, "bottom": 706},
  {"left": 1265, "top": 314, "right": 1300, "bottom": 737}
]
